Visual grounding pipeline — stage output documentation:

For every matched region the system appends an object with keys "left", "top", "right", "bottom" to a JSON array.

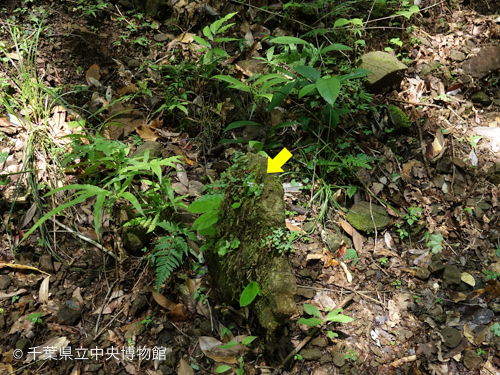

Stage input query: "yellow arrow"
[{"left": 267, "top": 148, "right": 292, "bottom": 173}]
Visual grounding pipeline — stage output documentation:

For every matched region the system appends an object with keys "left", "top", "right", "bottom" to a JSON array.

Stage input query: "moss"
[
  {"left": 204, "top": 153, "right": 296, "bottom": 331},
  {"left": 389, "top": 104, "right": 411, "bottom": 129}
]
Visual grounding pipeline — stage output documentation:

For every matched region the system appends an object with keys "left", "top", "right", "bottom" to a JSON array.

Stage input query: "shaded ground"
[{"left": 1, "top": 0, "right": 500, "bottom": 374}]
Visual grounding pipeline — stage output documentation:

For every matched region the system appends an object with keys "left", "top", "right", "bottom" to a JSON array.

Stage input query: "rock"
[
  {"left": 130, "top": 294, "right": 149, "bottom": 317},
  {"left": 415, "top": 267, "right": 430, "bottom": 280},
  {"left": 443, "top": 265, "right": 462, "bottom": 285},
  {"left": 420, "top": 61, "right": 441, "bottom": 76},
  {"left": 242, "top": 125, "right": 266, "bottom": 141},
  {"left": 463, "top": 349, "right": 483, "bottom": 370},
  {"left": 154, "top": 33, "right": 169, "bottom": 42},
  {"left": 57, "top": 301, "right": 82, "bottom": 326},
  {"left": 487, "top": 162, "right": 500, "bottom": 185},
  {"left": 440, "top": 327, "right": 462, "bottom": 348},
  {"left": 311, "top": 337, "right": 328, "bottom": 347},
  {"left": 301, "top": 349, "right": 322, "bottom": 360},
  {"left": 332, "top": 351, "right": 346, "bottom": 367},
  {"left": 346, "top": 201, "right": 390, "bottom": 232},
  {"left": 489, "top": 301, "right": 500, "bottom": 315},
  {"left": 164, "top": 348, "right": 176, "bottom": 367},
  {"left": 15, "top": 339, "right": 31, "bottom": 358},
  {"left": 127, "top": 58, "right": 141, "bottom": 67},
  {"left": 131, "top": 141, "right": 162, "bottom": 159},
  {"left": 429, "top": 260, "right": 445, "bottom": 273},
  {"left": 450, "top": 50, "right": 466, "bottom": 62},
  {"left": 462, "top": 45, "right": 500, "bottom": 79},
  {"left": 39, "top": 254, "right": 54, "bottom": 273},
  {"left": 122, "top": 226, "right": 149, "bottom": 256},
  {"left": 0, "top": 275, "right": 11, "bottom": 290},
  {"left": 357, "top": 51, "right": 408, "bottom": 94},
  {"left": 320, "top": 355, "right": 333, "bottom": 364},
  {"left": 324, "top": 232, "right": 352, "bottom": 252},
  {"left": 204, "top": 153, "right": 296, "bottom": 332},
  {"left": 296, "top": 286, "right": 316, "bottom": 299},
  {"left": 388, "top": 105, "right": 411, "bottom": 129},
  {"left": 471, "top": 91, "right": 492, "bottom": 106},
  {"left": 471, "top": 308, "right": 495, "bottom": 325}
]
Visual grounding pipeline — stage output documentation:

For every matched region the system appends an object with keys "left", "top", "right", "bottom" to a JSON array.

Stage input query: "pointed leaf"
[
  {"left": 320, "top": 44, "right": 352, "bottom": 53},
  {"left": 316, "top": 77, "right": 340, "bottom": 107},
  {"left": 298, "top": 317, "right": 323, "bottom": 326},
  {"left": 269, "top": 81, "right": 296, "bottom": 111},
  {"left": 270, "top": 36, "right": 310, "bottom": 45},
  {"left": 294, "top": 65, "right": 320, "bottom": 82},
  {"left": 225, "top": 121, "right": 261, "bottom": 131},
  {"left": 121, "top": 191, "right": 144, "bottom": 216},
  {"left": 303, "top": 303, "right": 322, "bottom": 318}
]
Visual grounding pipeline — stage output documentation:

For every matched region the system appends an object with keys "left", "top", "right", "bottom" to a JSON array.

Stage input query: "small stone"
[
  {"left": 346, "top": 202, "right": 390, "bottom": 232},
  {"left": 429, "top": 260, "right": 445, "bottom": 273},
  {"left": 320, "top": 355, "right": 333, "bottom": 364},
  {"left": 471, "top": 91, "right": 492, "bottom": 106},
  {"left": 443, "top": 265, "right": 462, "bottom": 285},
  {"left": 332, "top": 351, "right": 346, "bottom": 367},
  {"left": 450, "top": 50, "right": 466, "bottom": 62},
  {"left": 131, "top": 141, "right": 162, "bottom": 159},
  {"left": 39, "top": 254, "right": 54, "bottom": 273},
  {"left": 130, "top": 294, "right": 149, "bottom": 317},
  {"left": 463, "top": 349, "right": 483, "bottom": 370},
  {"left": 300, "top": 349, "right": 321, "bottom": 360},
  {"left": 311, "top": 337, "right": 328, "bottom": 347},
  {"left": 0, "top": 275, "right": 11, "bottom": 290},
  {"left": 415, "top": 267, "right": 430, "bottom": 280},
  {"left": 296, "top": 286, "right": 316, "bottom": 299},
  {"left": 440, "top": 327, "right": 462, "bottom": 348},
  {"left": 154, "top": 33, "right": 169, "bottom": 42},
  {"left": 57, "top": 302, "right": 82, "bottom": 326},
  {"left": 488, "top": 301, "right": 500, "bottom": 315},
  {"left": 15, "top": 339, "right": 31, "bottom": 358}
]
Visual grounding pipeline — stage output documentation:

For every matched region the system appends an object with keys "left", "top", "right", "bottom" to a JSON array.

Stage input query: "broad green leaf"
[
  {"left": 316, "top": 77, "right": 340, "bottom": 107},
  {"left": 203, "top": 26, "right": 213, "bottom": 41},
  {"left": 216, "top": 22, "right": 236, "bottom": 36},
  {"left": 254, "top": 73, "right": 288, "bottom": 86},
  {"left": 350, "top": 18, "right": 363, "bottom": 26},
  {"left": 326, "top": 309, "right": 355, "bottom": 323},
  {"left": 188, "top": 194, "right": 223, "bottom": 214},
  {"left": 192, "top": 210, "right": 219, "bottom": 230},
  {"left": 249, "top": 141, "right": 264, "bottom": 152},
  {"left": 334, "top": 18, "right": 349, "bottom": 28},
  {"left": 241, "top": 336, "right": 257, "bottom": 346},
  {"left": 213, "top": 75, "right": 243, "bottom": 86},
  {"left": 345, "top": 248, "right": 358, "bottom": 265},
  {"left": 346, "top": 185, "right": 357, "bottom": 198},
  {"left": 269, "top": 81, "right": 296, "bottom": 111},
  {"left": 225, "top": 120, "right": 261, "bottom": 131},
  {"left": 294, "top": 65, "right": 320, "bottom": 82},
  {"left": 215, "top": 365, "right": 231, "bottom": 373},
  {"left": 240, "top": 281, "right": 260, "bottom": 307},
  {"left": 338, "top": 68, "right": 370, "bottom": 82},
  {"left": 214, "top": 37, "right": 238, "bottom": 43},
  {"left": 260, "top": 77, "right": 289, "bottom": 93},
  {"left": 270, "top": 36, "right": 310, "bottom": 45},
  {"left": 303, "top": 303, "right": 322, "bottom": 318},
  {"left": 298, "top": 317, "right": 323, "bottom": 326},
  {"left": 320, "top": 44, "right": 352, "bottom": 53},
  {"left": 298, "top": 83, "right": 317, "bottom": 98},
  {"left": 219, "top": 341, "right": 238, "bottom": 349}
]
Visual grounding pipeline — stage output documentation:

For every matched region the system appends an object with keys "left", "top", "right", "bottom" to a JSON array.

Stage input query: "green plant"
[
  {"left": 149, "top": 221, "right": 198, "bottom": 292},
  {"left": 483, "top": 270, "right": 500, "bottom": 282},
  {"left": 240, "top": 281, "right": 261, "bottom": 307},
  {"left": 404, "top": 205, "right": 422, "bottom": 226},
  {"left": 378, "top": 257, "right": 388, "bottom": 265},
  {"left": 413, "top": 295, "right": 419, "bottom": 304},
  {"left": 127, "top": 338, "right": 133, "bottom": 347},
  {"left": 298, "top": 303, "right": 354, "bottom": 341},
  {"left": 435, "top": 297, "right": 443, "bottom": 304},
  {"left": 345, "top": 248, "right": 358, "bottom": 265},
  {"left": 477, "top": 348, "right": 486, "bottom": 356},
  {"left": 395, "top": 223, "right": 409, "bottom": 240},
  {"left": 221, "top": 326, "right": 233, "bottom": 338},
  {"left": 423, "top": 232, "right": 444, "bottom": 254},
  {"left": 12, "top": 294, "right": 20, "bottom": 303},
  {"left": 391, "top": 279, "right": 402, "bottom": 289},
  {"left": 294, "top": 353, "right": 303, "bottom": 361},
  {"left": 22, "top": 135, "right": 186, "bottom": 243},
  {"left": 491, "top": 323, "right": 500, "bottom": 337},
  {"left": 345, "top": 349, "right": 358, "bottom": 362},
  {"left": 260, "top": 227, "right": 300, "bottom": 254},
  {"left": 0, "top": 308, "right": 4, "bottom": 314},
  {"left": 27, "top": 312, "right": 43, "bottom": 325},
  {"left": 141, "top": 315, "right": 152, "bottom": 329}
]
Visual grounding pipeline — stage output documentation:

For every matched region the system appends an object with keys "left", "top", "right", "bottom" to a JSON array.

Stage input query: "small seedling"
[
  {"left": 127, "top": 338, "right": 133, "bottom": 347},
  {"left": 294, "top": 354, "right": 303, "bottom": 361},
  {"left": 378, "top": 257, "right": 388, "bottom": 266},
  {"left": 345, "top": 349, "right": 358, "bottom": 362},
  {"left": 477, "top": 348, "right": 486, "bottom": 356},
  {"left": 491, "top": 322, "right": 500, "bottom": 337},
  {"left": 391, "top": 279, "right": 402, "bottom": 289},
  {"left": 141, "top": 315, "right": 152, "bottom": 328},
  {"left": 12, "top": 294, "right": 20, "bottom": 303},
  {"left": 483, "top": 270, "right": 500, "bottom": 281},
  {"left": 27, "top": 312, "right": 43, "bottom": 325},
  {"left": 435, "top": 297, "right": 443, "bottom": 304},
  {"left": 413, "top": 295, "right": 419, "bottom": 304}
]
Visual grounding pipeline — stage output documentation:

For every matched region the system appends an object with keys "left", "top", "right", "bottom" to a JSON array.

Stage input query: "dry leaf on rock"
[
  {"left": 178, "top": 358, "right": 194, "bottom": 375},
  {"left": 135, "top": 124, "right": 158, "bottom": 142},
  {"left": 85, "top": 63, "right": 101, "bottom": 86}
]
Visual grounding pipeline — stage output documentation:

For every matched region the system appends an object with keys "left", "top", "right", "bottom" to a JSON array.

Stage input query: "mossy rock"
[
  {"left": 204, "top": 154, "right": 296, "bottom": 331},
  {"left": 346, "top": 201, "right": 390, "bottom": 232},
  {"left": 388, "top": 104, "right": 411, "bottom": 130}
]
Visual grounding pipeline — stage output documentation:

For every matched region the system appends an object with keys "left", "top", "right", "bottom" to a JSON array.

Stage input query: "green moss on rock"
[
  {"left": 346, "top": 201, "right": 390, "bottom": 232},
  {"left": 204, "top": 153, "right": 296, "bottom": 331},
  {"left": 389, "top": 104, "right": 411, "bottom": 129}
]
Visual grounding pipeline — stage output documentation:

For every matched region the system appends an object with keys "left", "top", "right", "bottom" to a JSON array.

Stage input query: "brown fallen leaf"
[
  {"left": 85, "top": 63, "right": 101, "bottom": 86},
  {"left": 0, "top": 261, "right": 50, "bottom": 276}
]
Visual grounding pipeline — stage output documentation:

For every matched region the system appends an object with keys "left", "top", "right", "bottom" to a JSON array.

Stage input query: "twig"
[
  {"left": 279, "top": 289, "right": 358, "bottom": 370},
  {"left": 51, "top": 218, "right": 117, "bottom": 260}
]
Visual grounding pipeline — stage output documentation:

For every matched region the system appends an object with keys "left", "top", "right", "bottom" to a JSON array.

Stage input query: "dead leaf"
[
  {"left": 199, "top": 336, "right": 239, "bottom": 364},
  {"left": 485, "top": 279, "right": 500, "bottom": 298},
  {"left": 85, "top": 63, "right": 101, "bottom": 86},
  {"left": 0, "top": 261, "right": 50, "bottom": 276},
  {"left": 135, "top": 124, "right": 158, "bottom": 142},
  {"left": 461, "top": 272, "right": 475, "bottom": 287},
  {"left": 178, "top": 358, "right": 194, "bottom": 375},
  {"left": 339, "top": 219, "right": 354, "bottom": 236},
  {"left": 176, "top": 163, "right": 189, "bottom": 187},
  {"left": 0, "top": 289, "right": 27, "bottom": 301},
  {"left": 118, "top": 84, "right": 137, "bottom": 96},
  {"left": 19, "top": 202, "right": 37, "bottom": 229},
  {"left": 26, "top": 336, "right": 70, "bottom": 362},
  {"left": 39, "top": 276, "right": 50, "bottom": 303}
]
